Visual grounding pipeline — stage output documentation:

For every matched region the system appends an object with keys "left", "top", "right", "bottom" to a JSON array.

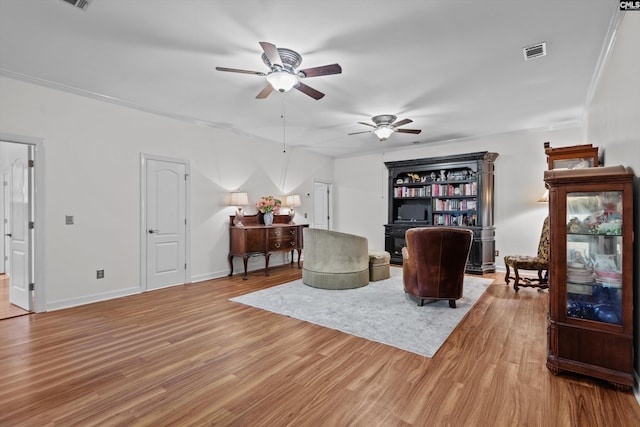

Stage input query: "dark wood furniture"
[
  {"left": 228, "top": 214, "right": 308, "bottom": 280},
  {"left": 544, "top": 166, "right": 634, "bottom": 390},
  {"left": 384, "top": 151, "right": 498, "bottom": 274},
  {"left": 544, "top": 142, "right": 599, "bottom": 170}
]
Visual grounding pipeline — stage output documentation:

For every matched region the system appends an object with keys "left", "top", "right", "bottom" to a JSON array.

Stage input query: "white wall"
[
  {"left": 334, "top": 127, "right": 584, "bottom": 267},
  {"left": 0, "top": 76, "right": 333, "bottom": 310},
  {"left": 585, "top": 12, "right": 640, "bottom": 381}
]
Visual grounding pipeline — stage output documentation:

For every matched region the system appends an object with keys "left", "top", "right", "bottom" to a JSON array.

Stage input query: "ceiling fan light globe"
[
  {"left": 266, "top": 71, "right": 298, "bottom": 92},
  {"left": 374, "top": 126, "right": 394, "bottom": 140}
]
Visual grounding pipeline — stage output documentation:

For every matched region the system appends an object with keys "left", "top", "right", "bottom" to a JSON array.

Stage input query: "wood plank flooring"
[
  {"left": 0, "top": 264, "right": 639, "bottom": 426},
  {"left": 0, "top": 275, "right": 31, "bottom": 320}
]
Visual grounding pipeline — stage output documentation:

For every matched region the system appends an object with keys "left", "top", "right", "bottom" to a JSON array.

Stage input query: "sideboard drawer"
[
  {"left": 268, "top": 227, "right": 297, "bottom": 238},
  {"left": 268, "top": 238, "right": 296, "bottom": 251},
  {"left": 268, "top": 227, "right": 297, "bottom": 251}
]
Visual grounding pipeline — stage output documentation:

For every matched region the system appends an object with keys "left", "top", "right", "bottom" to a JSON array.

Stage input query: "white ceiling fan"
[
  {"left": 216, "top": 42, "right": 342, "bottom": 100},
  {"left": 349, "top": 115, "right": 422, "bottom": 141}
]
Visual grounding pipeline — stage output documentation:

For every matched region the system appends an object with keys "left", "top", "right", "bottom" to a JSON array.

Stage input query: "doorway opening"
[{"left": 0, "top": 134, "right": 46, "bottom": 318}]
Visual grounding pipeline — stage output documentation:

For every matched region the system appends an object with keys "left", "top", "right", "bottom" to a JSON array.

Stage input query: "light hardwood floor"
[
  {"left": 1, "top": 264, "right": 638, "bottom": 426},
  {"left": 0, "top": 274, "right": 31, "bottom": 320}
]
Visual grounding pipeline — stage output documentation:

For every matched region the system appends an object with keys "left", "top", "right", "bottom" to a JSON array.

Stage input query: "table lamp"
[
  {"left": 284, "top": 194, "right": 301, "bottom": 224},
  {"left": 229, "top": 192, "right": 249, "bottom": 226}
]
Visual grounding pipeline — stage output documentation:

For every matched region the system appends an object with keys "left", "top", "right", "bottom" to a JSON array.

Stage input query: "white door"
[
  {"left": 8, "top": 148, "right": 33, "bottom": 310},
  {"left": 1, "top": 172, "right": 6, "bottom": 275},
  {"left": 313, "top": 181, "right": 332, "bottom": 230},
  {"left": 145, "top": 158, "right": 187, "bottom": 291}
]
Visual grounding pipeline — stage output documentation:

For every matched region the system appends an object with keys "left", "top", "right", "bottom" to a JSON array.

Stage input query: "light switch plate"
[{"left": 65, "top": 215, "right": 74, "bottom": 225}]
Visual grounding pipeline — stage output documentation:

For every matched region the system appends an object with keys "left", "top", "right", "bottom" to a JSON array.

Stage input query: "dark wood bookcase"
[
  {"left": 384, "top": 151, "right": 498, "bottom": 274},
  {"left": 544, "top": 166, "right": 634, "bottom": 390}
]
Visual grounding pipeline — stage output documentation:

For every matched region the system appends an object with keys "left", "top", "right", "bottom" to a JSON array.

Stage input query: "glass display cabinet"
[{"left": 544, "top": 166, "right": 634, "bottom": 390}]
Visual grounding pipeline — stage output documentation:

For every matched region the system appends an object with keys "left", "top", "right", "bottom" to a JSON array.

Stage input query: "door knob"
[
  {"left": 148, "top": 229, "right": 160, "bottom": 234},
  {"left": 5, "top": 233, "right": 11, "bottom": 237}
]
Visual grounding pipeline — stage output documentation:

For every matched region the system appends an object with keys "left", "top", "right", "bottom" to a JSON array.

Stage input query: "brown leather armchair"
[{"left": 402, "top": 227, "right": 474, "bottom": 307}]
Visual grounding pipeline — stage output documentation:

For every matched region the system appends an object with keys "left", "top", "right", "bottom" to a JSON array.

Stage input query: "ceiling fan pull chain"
[{"left": 281, "top": 98, "right": 287, "bottom": 153}]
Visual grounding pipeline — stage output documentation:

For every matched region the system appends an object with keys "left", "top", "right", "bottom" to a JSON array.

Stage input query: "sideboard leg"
[
  {"left": 265, "top": 253, "right": 271, "bottom": 276},
  {"left": 297, "top": 249, "right": 303, "bottom": 268},
  {"left": 228, "top": 254, "right": 234, "bottom": 277},
  {"left": 242, "top": 256, "right": 249, "bottom": 280}
]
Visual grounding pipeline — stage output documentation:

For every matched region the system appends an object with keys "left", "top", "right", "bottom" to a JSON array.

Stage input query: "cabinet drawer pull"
[
  {"left": 274, "top": 243, "right": 280, "bottom": 248},
  {"left": 274, "top": 230, "right": 281, "bottom": 236},
  {"left": 289, "top": 229, "right": 296, "bottom": 235}
]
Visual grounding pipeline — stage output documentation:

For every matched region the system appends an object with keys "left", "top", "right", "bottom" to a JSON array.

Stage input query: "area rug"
[{"left": 230, "top": 268, "right": 493, "bottom": 358}]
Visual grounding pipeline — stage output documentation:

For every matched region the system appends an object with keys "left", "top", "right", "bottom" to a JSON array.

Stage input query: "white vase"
[{"left": 263, "top": 212, "right": 274, "bottom": 226}]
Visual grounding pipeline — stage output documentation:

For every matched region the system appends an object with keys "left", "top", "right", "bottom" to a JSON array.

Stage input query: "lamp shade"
[
  {"left": 284, "top": 194, "right": 301, "bottom": 207},
  {"left": 537, "top": 189, "right": 549, "bottom": 203},
  {"left": 229, "top": 192, "right": 249, "bottom": 206},
  {"left": 266, "top": 70, "right": 298, "bottom": 92},
  {"left": 374, "top": 126, "right": 394, "bottom": 141}
]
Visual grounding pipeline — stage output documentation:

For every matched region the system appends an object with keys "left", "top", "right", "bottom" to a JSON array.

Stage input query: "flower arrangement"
[{"left": 256, "top": 195, "right": 282, "bottom": 214}]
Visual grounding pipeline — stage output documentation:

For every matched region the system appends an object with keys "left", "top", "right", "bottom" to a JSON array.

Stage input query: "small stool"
[{"left": 369, "top": 250, "right": 391, "bottom": 281}]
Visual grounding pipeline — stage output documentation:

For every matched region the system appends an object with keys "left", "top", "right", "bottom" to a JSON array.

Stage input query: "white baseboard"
[{"left": 47, "top": 286, "right": 140, "bottom": 311}]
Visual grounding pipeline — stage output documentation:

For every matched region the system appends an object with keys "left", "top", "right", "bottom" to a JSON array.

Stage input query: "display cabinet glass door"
[{"left": 565, "top": 191, "right": 623, "bottom": 325}]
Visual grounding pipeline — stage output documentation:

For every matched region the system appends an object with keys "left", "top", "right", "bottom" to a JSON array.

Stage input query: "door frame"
[
  {"left": 139, "top": 153, "right": 191, "bottom": 291},
  {"left": 1, "top": 171, "right": 6, "bottom": 275},
  {"left": 0, "top": 133, "right": 46, "bottom": 313},
  {"left": 312, "top": 179, "right": 333, "bottom": 230}
]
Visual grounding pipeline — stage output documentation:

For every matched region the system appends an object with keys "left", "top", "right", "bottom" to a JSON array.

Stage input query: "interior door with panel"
[
  {"left": 145, "top": 158, "right": 187, "bottom": 291},
  {"left": 8, "top": 146, "right": 33, "bottom": 311},
  {"left": 313, "top": 181, "right": 331, "bottom": 230}
]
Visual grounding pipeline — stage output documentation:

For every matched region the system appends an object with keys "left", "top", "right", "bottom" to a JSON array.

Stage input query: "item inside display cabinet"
[{"left": 565, "top": 190, "right": 624, "bottom": 325}]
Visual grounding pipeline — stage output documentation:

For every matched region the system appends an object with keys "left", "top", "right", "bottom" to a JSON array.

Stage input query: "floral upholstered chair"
[{"left": 504, "top": 217, "right": 550, "bottom": 292}]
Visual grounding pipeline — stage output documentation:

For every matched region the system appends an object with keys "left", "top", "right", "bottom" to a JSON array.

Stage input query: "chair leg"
[
  {"left": 514, "top": 267, "right": 521, "bottom": 292},
  {"left": 449, "top": 300, "right": 456, "bottom": 308},
  {"left": 505, "top": 263, "right": 511, "bottom": 285}
]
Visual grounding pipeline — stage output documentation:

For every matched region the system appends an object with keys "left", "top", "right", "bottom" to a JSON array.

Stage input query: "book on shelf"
[
  {"left": 433, "top": 198, "right": 478, "bottom": 211},
  {"left": 433, "top": 213, "right": 477, "bottom": 226},
  {"left": 394, "top": 186, "right": 431, "bottom": 198},
  {"left": 431, "top": 182, "right": 477, "bottom": 197}
]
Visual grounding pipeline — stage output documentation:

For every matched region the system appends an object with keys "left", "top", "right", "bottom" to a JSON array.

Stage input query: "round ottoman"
[{"left": 369, "top": 250, "right": 391, "bottom": 281}]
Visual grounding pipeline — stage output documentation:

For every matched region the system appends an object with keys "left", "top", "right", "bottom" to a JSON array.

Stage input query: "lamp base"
[
  {"left": 288, "top": 209, "right": 296, "bottom": 224},
  {"left": 233, "top": 208, "right": 245, "bottom": 227}
]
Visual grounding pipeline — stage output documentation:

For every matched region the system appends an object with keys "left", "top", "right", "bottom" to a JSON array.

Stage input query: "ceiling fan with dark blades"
[
  {"left": 348, "top": 115, "right": 422, "bottom": 141},
  {"left": 216, "top": 42, "right": 342, "bottom": 100}
]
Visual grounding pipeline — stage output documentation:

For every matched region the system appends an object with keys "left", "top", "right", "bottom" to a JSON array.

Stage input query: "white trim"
[
  {"left": 47, "top": 286, "right": 140, "bottom": 311},
  {"left": 139, "top": 153, "right": 191, "bottom": 292},
  {"left": 0, "top": 133, "right": 47, "bottom": 313},
  {"left": 584, "top": 9, "right": 625, "bottom": 110}
]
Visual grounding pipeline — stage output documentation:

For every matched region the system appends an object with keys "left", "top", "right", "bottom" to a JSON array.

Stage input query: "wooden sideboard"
[{"left": 228, "top": 214, "right": 308, "bottom": 280}]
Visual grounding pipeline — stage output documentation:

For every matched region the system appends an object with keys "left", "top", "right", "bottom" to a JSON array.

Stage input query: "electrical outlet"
[
  {"left": 495, "top": 250, "right": 499, "bottom": 257},
  {"left": 97, "top": 269, "right": 104, "bottom": 279}
]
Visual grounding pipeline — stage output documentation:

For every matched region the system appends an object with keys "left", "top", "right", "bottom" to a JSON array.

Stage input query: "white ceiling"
[{"left": 0, "top": 0, "right": 620, "bottom": 158}]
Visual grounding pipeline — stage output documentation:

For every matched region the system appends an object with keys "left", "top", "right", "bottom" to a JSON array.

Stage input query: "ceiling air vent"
[
  {"left": 523, "top": 42, "right": 547, "bottom": 60},
  {"left": 61, "top": 0, "right": 92, "bottom": 10}
]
